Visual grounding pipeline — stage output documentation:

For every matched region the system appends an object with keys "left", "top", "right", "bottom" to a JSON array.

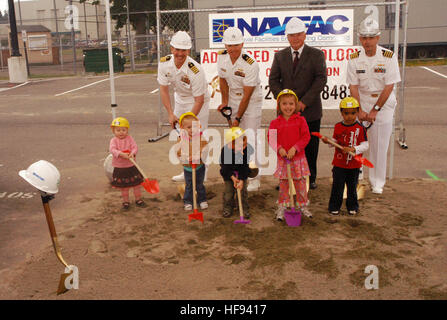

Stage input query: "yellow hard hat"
[
  {"left": 225, "top": 127, "right": 245, "bottom": 144},
  {"left": 276, "top": 89, "right": 298, "bottom": 109},
  {"left": 339, "top": 97, "right": 360, "bottom": 109},
  {"left": 178, "top": 112, "right": 199, "bottom": 126},
  {"left": 110, "top": 117, "right": 130, "bottom": 128}
]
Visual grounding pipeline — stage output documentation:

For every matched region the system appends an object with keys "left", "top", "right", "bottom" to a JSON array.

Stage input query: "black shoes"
[{"left": 309, "top": 182, "right": 317, "bottom": 190}]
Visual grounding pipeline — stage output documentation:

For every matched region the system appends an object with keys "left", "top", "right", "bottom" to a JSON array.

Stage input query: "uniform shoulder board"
[
  {"left": 242, "top": 53, "right": 255, "bottom": 65},
  {"left": 188, "top": 62, "right": 200, "bottom": 74},
  {"left": 350, "top": 50, "right": 360, "bottom": 59},
  {"left": 218, "top": 49, "right": 227, "bottom": 55},
  {"left": 382, "top": 49, "right": 394, "bottom": 58},
  {"left": 160, "top": 55, "right": 171, "bottom": 62}
]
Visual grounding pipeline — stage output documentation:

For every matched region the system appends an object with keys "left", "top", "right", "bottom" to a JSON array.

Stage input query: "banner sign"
[
  {"left": 209, "top": 10, "right": 354, "bottom": 48},
  {"left": 201, "top": 46, "right": 361, "bottom": 110}
]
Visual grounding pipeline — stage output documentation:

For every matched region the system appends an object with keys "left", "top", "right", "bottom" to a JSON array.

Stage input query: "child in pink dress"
[
  {"left": 109, "top": 117, "right": 145, "bottom": 210},
  {"left": 268, "top": 89, "right": 312, "bottom": 221}
]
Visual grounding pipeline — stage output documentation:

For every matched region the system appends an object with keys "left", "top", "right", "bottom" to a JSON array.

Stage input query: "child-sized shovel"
[
  {"left": 284, "top": 159, "right": 302, "bottom": 227},
  {"left": 188, "top": 163, "right": 204, "bottom": 223},
  {"left": 128, "top": 157, "right": 160, "bottom": 194},
  {"left": 233, "top": 172, "right": 250, "bottom": 225},
  {"left": 311, "top": 132, "right": 374, "bottom": 168}
]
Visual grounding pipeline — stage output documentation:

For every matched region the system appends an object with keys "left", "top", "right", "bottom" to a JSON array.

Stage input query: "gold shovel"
[{"left": 41, "top": 194, "right": 72, "bottom": 295}]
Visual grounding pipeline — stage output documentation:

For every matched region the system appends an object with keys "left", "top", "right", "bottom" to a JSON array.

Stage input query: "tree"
[{"left": 110, "top": 0, "right": 188, "bottom": 36}]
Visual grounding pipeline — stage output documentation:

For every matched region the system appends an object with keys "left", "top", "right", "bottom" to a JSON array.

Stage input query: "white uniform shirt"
[
  {"left": 157, "top": 54, "right": 210, "bottom": 106},
  {"left": 217, "top": 50, "right": 263, "bottom": 115},
  {"left": 346, "top": 45, "right": 401, "bottom": 111}
]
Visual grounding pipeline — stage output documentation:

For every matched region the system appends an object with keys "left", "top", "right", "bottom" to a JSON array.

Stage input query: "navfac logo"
[
  {"left": 213, "top": 15, "right": 350, "bottom": 40},
  {"left": 212, "top": 19, "right": 235, "bottom": 43}
]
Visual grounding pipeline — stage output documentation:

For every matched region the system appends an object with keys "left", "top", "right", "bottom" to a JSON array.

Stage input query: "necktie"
[{"left": 293, "top": 51, "right": 299, "bottom": 73}]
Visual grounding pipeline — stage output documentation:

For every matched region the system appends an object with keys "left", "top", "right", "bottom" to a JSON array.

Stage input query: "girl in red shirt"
[{"left": 268, "top": 89, "right": 311, "bottom": 221}]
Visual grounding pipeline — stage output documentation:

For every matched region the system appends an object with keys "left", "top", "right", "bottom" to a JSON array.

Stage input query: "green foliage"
[{"left": 110, "top": 0, "right": 188, "bottom": 34}]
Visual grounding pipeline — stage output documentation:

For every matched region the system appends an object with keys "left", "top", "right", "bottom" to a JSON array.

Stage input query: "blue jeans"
[{"left": 184, "top": 164, "right": 206, "bottom": 205}]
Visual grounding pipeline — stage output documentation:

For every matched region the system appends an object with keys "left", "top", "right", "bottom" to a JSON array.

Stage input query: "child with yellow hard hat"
[
  {"left": 219, "top": 127, "right": 258, "bottom": 218},
  {"left": 176, "top": 112, "right": 209, "bottom": 211},
  {"left": 322, "top": 97, "right": 369, "bottom": 216},
  {"left": 109, "top": 117, "right": 145, "bottom": 210}
]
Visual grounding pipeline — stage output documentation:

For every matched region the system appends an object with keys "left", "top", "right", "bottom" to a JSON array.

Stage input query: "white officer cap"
[
  {"left": 285, "top": 17, "right": 307, "bottom": 35},
  {"left": 358, "top": 18, "right": 381, "bottom": 37},
  {"left": 222, "top": 27, "right": 244, "bottom": 45},
  {"left": 170, "top": 31, "right": 192, "bottom": 49}
]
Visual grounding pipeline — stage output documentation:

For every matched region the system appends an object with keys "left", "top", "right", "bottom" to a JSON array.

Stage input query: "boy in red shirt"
[{"left": 322, "top": 97, "right": 369, "bottom": 215}]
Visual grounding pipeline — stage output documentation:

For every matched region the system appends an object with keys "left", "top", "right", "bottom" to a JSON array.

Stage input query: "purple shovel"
[
  {"left": 284, "top": 159, "right": 302, "bottom": 227},
  {"left": 233, "top": 172, "right": 250, "bottom": 225}
]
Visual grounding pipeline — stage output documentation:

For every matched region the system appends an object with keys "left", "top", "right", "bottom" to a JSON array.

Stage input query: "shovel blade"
[
  {"left": 142, "top": 179, "right": 160, "bottom": 194},
  {"left": 355, "top": 155, "right": 374, "bottom": 168},
  {"left": 56, "top": 272, "right": 71, "bottom": 295},
  {"left": 188, "top": 210, "right": 203, "bottom": 223},
  {"left": 284, "top": 209, "right": 301, "bottom": 227},
  {"left": 234, "top": 218, "right": 250, "bottom": 224}
]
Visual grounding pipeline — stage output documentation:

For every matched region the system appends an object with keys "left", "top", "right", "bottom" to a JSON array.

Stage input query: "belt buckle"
[{"left": 371, "top": 93, "right": 379, "bottom": 98}]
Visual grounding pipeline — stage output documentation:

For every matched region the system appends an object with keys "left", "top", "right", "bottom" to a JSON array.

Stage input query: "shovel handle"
[
  {"left": 286, "top": 162, "right": 295, "bottom": 209},
  {"left": 128, "top": 158, "right": 148, "bottom": 179},
  {"left": 41, "top": 196, "right": 69, "bottom": 268},
  {"left": 236, "top": 188, "right": 244, "bottom": 218},
  {"left": 192, "top": 165, "right": 198, "bottom": 210},
  {"left": 312, "top": 132, "right": 357, "bottom": 157}
]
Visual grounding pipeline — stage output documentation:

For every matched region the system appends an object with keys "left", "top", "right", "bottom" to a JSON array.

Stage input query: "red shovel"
[
  {"left": 311, "top": 132, "right": 374, "bottom": 168},
  {"left": 188, "top": 163, "right": 204, "bottom": 223},
  {"left": 128, "top": 157, "right": 160, "bottom": 194}
]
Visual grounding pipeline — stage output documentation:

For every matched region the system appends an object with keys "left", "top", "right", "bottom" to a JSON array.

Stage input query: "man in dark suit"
[{"left": 269, "top": 17, "right": 327, "bottom": 189}]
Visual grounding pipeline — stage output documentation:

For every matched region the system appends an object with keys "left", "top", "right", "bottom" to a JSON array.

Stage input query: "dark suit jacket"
[{"left": 269, "top": 45, "right": 327, "bottom": 122}]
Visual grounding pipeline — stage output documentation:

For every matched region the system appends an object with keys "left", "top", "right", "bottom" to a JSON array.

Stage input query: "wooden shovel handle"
[
  {"left": 312, "top": 132, "right": 356, "bottom": 157},
  {"left": 286, "top": 162, "right": 295, "bottom": 209},
  {"left": 192, "top": 165, "right": 198, "bottom": 210},
  {"left": 128, "top": 158, "right": 148, "bottom": 179},
  {"left": 236, "top": 188, "right": 244, "bottom": 218}
]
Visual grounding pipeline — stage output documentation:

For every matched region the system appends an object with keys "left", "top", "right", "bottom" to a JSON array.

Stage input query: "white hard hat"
[
  {"left": 285, "top": 17, "right": 307, "bottom": 35},
  {"left": 170, "top": 31, "right": 192, "bottom": 49},
  {"left": 19, "top": 160, "right": 61, "bottom": 194},
  {"left": 222, "top": 27, "right": 244, "bottom": 45},
  {"left": 358, "top": 18, "right": 381, "bottom": 36}
]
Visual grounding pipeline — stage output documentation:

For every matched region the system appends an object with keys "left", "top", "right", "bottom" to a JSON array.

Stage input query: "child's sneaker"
[
  {"left": 243, "top": 211, "right": 251, "bottom": 219},
  {"left": 184, "top": 204, "right": 193, "bottom": 211},
  {"left": 329, "top": 210, "right": 339, "bottom": 216},
  {"left": 302, "top": 207, "right": 313, "bottom": 218},
  {"left": 199, "top": 201, "right": 208, "bottom": 210},
  {"left": 275, "top": 206, "right": 285, "bottom": 221},
  {"left": 122, "top": 202, "right": 130, "bottom": 210}
]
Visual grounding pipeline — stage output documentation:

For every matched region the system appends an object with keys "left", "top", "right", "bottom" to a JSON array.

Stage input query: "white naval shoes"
[
  {"left": 172, "top": 171, "right": 185, "bottom": 182},
  {"left": 247, "top": 178, "right": 260, "bottom": 192},
  {"left": 371, "top": 187, "right": 383, "bottom": 194}
]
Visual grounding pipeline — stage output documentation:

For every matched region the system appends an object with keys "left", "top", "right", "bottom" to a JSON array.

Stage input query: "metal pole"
[
  {"left": 105, "top": 0, "right": 117, "bottom": 119},
  {"left": 389, "top": 0, "right": 400, "bottom": 180},
  {"left": 156, "top": 0, "right": 162, "bottom": 136},
  {"left": 95, "top": 3, "right": 100, "bottom": 41},
  {"left": 17, "top": 0, "right": 22, "bottom": 26},
  {"left": 126, "top": 0, "right": 135, "bottom": 71},
  {"left": 70, "top": 0, "right": 76, "bottom": 74},
  {"left": 397, "top": 0, "right": 409, "bottom": 149},
  {"left": 7, "top": 0, "right": 21, "bottom": 57},
  {"left": 52, "top": 0, "right": 63, "bottom": 67},
  {"left": 83, "top": 3, "right": 88, "bottom": 44}
]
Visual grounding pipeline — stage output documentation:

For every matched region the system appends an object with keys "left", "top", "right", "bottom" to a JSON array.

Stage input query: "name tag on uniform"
[
  {"left": 234, "top": 69, "right": 245, "bottom": 77},
  {"left": 356, "top": 70, "right": 366, "bottom": 73}
]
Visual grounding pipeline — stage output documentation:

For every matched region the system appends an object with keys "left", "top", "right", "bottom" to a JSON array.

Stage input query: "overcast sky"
[{"left": 1, "top": 1, "right": 35, "bottom": 15}]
